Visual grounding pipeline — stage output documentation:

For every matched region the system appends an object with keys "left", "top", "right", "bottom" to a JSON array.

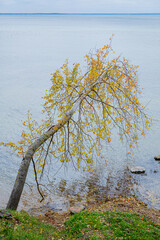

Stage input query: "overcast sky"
[{"left": 0, "top": 0, "right": 160, "bottom": 13}]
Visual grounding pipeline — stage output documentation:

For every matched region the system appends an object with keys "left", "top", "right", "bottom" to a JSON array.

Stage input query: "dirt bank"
[{"left": 37, "top": 196, "right": 160, "bottom": 228}]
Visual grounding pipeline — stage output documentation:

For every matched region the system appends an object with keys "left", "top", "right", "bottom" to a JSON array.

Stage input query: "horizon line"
[{"left": 0, "top": 12, "right": 160, "bottom": 15}]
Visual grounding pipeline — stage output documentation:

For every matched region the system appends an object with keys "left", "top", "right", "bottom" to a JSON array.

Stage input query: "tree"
[{"left": 0, "top": 42, "right": 151, "bottom": 210}]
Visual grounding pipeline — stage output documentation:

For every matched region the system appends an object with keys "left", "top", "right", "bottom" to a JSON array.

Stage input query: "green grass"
[
  {"left": 0, "top": 210, "right": 58, "bottom": 240},
  {"left": 63, "top": 211, "right": 160, "bottom": 240},
  {"left": 0, "top": 209, "right": 159, "bottom": 239}
]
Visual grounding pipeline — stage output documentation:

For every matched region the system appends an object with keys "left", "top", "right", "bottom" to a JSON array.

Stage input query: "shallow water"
[{"left": 0, "top": 15, "right": 160, "bottom": 209}]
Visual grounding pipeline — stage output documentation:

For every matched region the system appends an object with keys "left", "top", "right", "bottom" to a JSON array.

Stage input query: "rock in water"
[
  {"left": 130, "top": 166, "right": 145, "bottom": 174},
  {"left": 154, "top": 155, "right": 160, "bottom": 161}
]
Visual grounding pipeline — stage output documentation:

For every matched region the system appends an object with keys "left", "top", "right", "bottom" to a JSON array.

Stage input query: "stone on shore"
[
  {"left": 69, "top": 205, "right": 85, "bottom": 214},
  {"left": 130, "top": 166, "right": 145, "bottom": 174},
  {"left": 154, "top": 155, "right": 160, "bottom": 161}
]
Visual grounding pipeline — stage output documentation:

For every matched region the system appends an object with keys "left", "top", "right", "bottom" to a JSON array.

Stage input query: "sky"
[{"left": 0, "top": 0, "right": 160, "bottom": 13}]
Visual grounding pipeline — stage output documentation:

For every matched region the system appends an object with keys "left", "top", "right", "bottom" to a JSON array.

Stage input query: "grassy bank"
[{"left": 0, "top": 208, "right": 159, "bottom": 240}]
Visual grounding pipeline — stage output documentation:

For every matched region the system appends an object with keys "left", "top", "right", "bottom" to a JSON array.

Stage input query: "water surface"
[{"left": 0, "top": 15, "right": 160, "bottom": 209}]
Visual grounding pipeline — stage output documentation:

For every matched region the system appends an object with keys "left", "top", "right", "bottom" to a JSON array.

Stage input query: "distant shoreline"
[{"left": 0, "top": 13, "right": 160, "bottom": 16}]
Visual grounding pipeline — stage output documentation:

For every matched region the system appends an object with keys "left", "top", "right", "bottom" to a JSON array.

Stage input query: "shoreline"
[
  {"left": 1, "top": 198, "right": 159, "bottom": 239},
  {"left": 1, "top": 169, "right": 159, "bottom": 212},
  {"left": 36, "top": 195, "right": 160, "bottom": 228},
  {"left": 25, "top": 170, "right": 160, "bottom": 226}
]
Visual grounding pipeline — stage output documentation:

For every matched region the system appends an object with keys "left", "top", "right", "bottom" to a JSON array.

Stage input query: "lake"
[{"left": 0, "top": 14, "right": 160, "bottom": 210}]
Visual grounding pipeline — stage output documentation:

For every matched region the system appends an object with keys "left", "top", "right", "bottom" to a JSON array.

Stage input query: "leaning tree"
[{"left": 0, "top": 42, "right": 151, "bottom": 210}]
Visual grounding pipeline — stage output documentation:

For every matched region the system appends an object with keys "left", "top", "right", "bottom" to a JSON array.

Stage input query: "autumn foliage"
[{"left": 1, "top": 42, "right": 151, "bottom": 175}]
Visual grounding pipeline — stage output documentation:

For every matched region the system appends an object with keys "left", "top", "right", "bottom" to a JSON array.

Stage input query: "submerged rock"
[
  {"left": 130, "top": 166, "right": 145, "bottom": 174},
  {"left": 45, "top": 201, "right": 69, "bottom": 212},
  {"left": 154, "top": 155, "right": 160, "bottom": 161}
]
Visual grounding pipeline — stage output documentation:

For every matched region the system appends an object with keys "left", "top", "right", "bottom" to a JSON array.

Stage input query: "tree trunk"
[
  {"left": 6, "top": 72, "right": 106, "bottom": 210},
  {"left": 7, "top": 153, "right": 33, "bottom": 210},
  {"left": 6, "top": 107, "right": 77, "bottom": 210}
]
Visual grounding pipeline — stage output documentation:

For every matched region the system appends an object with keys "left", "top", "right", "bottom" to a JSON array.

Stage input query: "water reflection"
[{"left": 19, "top": 168, "right": 134, "bottom": 211}]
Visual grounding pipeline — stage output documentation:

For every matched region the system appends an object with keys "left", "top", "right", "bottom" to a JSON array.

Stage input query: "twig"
[{"left": 31, "top": 157, "right": 44, "bottom": 202}]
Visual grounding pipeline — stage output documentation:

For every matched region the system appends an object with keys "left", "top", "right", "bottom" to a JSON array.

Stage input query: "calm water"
[{"left": 0, "top": 15, "right": 160, "bottom": 210}]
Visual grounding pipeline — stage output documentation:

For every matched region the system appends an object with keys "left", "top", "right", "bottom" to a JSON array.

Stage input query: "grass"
[
  {"left": 0, "top": 210, "right": 57, "bottom": 240},
  {"left": 0, "top": 209, "right": 159, "bottom": 239}
]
